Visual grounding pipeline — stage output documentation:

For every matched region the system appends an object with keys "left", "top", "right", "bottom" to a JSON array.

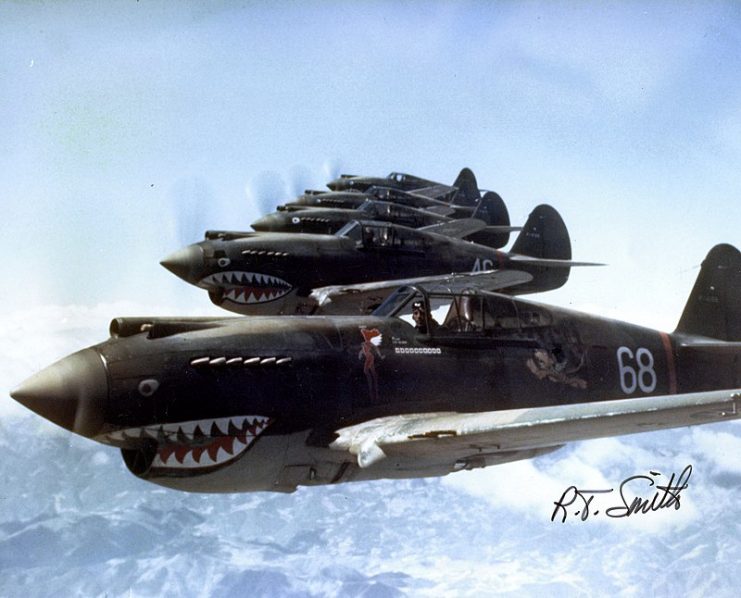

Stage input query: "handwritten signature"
[{"left": 551, "top": 465, "right": 692, "bottom": 522}]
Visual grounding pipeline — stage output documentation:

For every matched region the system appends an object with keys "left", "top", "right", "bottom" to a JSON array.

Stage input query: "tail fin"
[
  {"left": 511, "top": 204, "right": 571, "bottom": 260},
  {"left": 451, "top": 168, "right": 481, "bottom": 206},
  {"left": 505, "top": 205, "right": 572, "bottom": 294},
  {"left": 472, "top": 191, "right": 510, "bottom": 227},
  {"left": 468, "top": 191, "right": 512, "bottom": 248},
  {"left": 675, "top": 244, "right": 741, "bottom": 341}
]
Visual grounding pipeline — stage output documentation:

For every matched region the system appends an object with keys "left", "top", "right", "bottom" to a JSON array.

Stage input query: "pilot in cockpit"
[{"left": 412, "top": 300, "right": 439, "bottom": 334}]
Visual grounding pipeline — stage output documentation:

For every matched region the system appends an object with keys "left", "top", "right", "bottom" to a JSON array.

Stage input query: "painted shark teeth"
[
  {"left": 97, "top": 415, "right": 272, "bottom": 471},
  {"left": 198, "top": 271, "right": 293, "bottom": 304}
]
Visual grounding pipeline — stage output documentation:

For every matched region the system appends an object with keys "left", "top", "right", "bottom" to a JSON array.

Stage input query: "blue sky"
[{"left": 1, "top": 1, "right": 739, "bottom": 326}]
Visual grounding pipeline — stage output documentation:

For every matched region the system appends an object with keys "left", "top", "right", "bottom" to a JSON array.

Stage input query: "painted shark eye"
[
  {"left": 138, "top": 379, "right": 159, "bottom": 397},
  {"left": 217, "top": 257, "right": 231, "bottom": 268},
  {"left": 291, "top": 217, "right": 300, "bottom": 224}
]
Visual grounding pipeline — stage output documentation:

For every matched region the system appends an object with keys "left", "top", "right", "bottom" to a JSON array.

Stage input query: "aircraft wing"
[
  {"left": 310, "top": 269, "right": 534, "bottom": 313},
  {"left": 330, "top": 389, "right": 741, "bottom": 468}
]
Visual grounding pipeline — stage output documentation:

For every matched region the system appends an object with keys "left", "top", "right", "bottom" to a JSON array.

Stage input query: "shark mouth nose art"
[
  {"left": 199, "top": 271, "right": 293, "bottom": 304},
  {"left": 98, "top": 415, "right": 272, "bottom": 471}
]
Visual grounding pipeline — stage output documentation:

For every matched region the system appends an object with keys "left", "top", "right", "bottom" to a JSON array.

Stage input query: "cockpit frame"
[{"left": 374, "top": 286, "right": 554, "bottom": 339}]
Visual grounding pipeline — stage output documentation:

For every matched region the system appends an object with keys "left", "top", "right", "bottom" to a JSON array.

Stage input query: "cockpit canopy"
[
  {"left": 386, "top": 172, "right": 431, "bottom": 187},
  {"left": 387, "top": 172, "right": 409, "bottom": 183},
  {"left": 335, "top": 220, "right": 429, "bottom": 251},
  {"left": 358, "top": 200, "right": 409, "bottom": 220},
  {"left": 374, "top": 286, "right": 553, "bottom": 335}
]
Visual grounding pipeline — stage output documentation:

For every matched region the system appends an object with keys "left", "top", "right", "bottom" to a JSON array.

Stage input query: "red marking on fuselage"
[
  {"left": 660, "top": 331, "right": 678, "bottom": 394},
  {"left": 359, "top": 327, "right": 383, "bottom": 402}
]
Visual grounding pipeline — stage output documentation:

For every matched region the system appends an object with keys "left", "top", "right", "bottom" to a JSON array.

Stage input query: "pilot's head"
[{"left": 412, "top": 300, "right": 426, "bottom": 328}]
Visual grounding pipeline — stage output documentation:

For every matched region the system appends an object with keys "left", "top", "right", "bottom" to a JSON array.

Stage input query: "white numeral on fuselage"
[
  {"left": 616, "top": 346, "right": 657, "bottom": 394},
  {"left": 472, "top": 258, "right": 495, "bottom": 273}
]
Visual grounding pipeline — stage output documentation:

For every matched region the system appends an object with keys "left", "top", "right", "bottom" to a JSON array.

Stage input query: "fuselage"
[
  {"left": 327, "top": 172, "right": 436, "bottom": 192},
  {"left": 285, "top": 186, "right": 455, "bottom": 211},
  {"left": 162, "top": 224, "right": 535, "bottom": 315},
  {"left": 251, "top": 202, "right": 451, "bottom": 235},
  {"left": 13, "top": 289, "right": 740, "bottom": 493}
]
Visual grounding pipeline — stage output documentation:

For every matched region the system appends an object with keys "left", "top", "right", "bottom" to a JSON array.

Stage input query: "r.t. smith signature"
[{"left": 551, "top": 465, "right": 692, "bottom": 523}]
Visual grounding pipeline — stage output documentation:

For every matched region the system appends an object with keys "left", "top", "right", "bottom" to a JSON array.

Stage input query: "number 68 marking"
[{"left": 616, "top": 346, "right": 657, "bottom": 394}]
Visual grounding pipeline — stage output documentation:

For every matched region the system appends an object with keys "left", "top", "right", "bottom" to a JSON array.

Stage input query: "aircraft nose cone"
[
  {"left": 251, "top": 214, "right": 282, "bottom": 232},
  {"left": 11, "top": 348, "right": 107, "bottom": 438},
  {"left": 160, "top": 244, "right": 204, "bottom": 283}
]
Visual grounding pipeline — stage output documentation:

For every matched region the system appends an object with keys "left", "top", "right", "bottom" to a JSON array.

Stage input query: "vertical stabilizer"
[
  {"left": 675, "top": 244, "right": 741, "bottom": 341},
  {"left": 469, "top": 191, "right": 512, "bottom": 248},
  {"left": 510, "top": 204, "right": 571, "bottom": 260},
  {"left": 472, "top": 191, "right": 510, "bottom": 227},
  {"left": 452, "top": 168, "right": 481, "bottom": 206},
  {"left": 507, "top": 205, "right": 572, "bottom": 293}
]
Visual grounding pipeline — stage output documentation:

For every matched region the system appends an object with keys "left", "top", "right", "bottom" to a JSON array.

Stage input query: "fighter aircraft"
[
  {"left": 281, "top": 186, "right": 464, "bottom": 215},
  {"left": 11, "top": 244, "right": 740, "bottom": 493},
  {"left": 326, "top": 167, "right": 481, "bottom": 206},
  {"left": 286, "top": 167, "right": 483, "bottom": 213},
  {"left": 279, "top": 188, "right": 513, "bottom": 248},
  {"left": 251, "top": 191, "right": 517, "bottom": 249},
  {"left": 161, "top": 204, "right": 592, "bottom": 316}
]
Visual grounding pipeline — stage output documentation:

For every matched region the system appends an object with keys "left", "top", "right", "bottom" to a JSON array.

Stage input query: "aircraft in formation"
[
  {"left": 326, "top": 168, "right": 479, "bottom": 200},
  {"left": 251, "top": 191, "right": 516, "bottom": 241},
  {"left": 161, "top": 204, "right": 596, "bottom": 316},
  {"left": 283, "top": 168, "right": 481, "bottom": 215},
  {"left": 11, "top": 166, "right": 741, "bottom": 493}
]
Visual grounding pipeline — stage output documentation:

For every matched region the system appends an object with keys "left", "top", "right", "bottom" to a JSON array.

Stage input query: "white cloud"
[{"left": 684, "top": 425, "right": 741, "bottom": 474}]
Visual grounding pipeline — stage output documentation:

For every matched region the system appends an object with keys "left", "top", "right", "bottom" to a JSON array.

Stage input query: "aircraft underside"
[{"left": 127, "top": 429, "right": 560, "bottom": 493}]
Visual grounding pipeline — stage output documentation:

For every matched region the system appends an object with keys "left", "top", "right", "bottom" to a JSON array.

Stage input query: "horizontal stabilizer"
[
  {"left": 419, "top": 218, "right": 487, "bottom": 239},
  {"left": 677, "top": 341, "right": 741, "bottom": 351},
  {"left": 508, "top": 255, "right": 605, "bottom": 268},
  {"left": 486, "top": 225, "right": 522, "bottom": 233},
  {"left": 410, "top": 184, "right": 457, "bottom": 202},
  {"left": 422, "top": 205, "right": 456, "bottom": 217}
]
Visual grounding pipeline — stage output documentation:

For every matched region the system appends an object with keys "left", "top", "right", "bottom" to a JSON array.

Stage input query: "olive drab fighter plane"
[
  {"left": 277, "top": 188, "right": 514, "bottom": 250},
  {"left": 160, "top": 204, "right": 595, "bottom": 316},
  {"left": 326, "top": 167, "right": 482, "bottom": 206},
  {"left": 251, "top": 192, "right": 517, "bottom": 247},
  {"left": 282, "top": 185, "right": 465, "bottom": 212},
  {"left": 282, "top": 168, "right": 484, "bottom": 214},
  {"left": 11, "top": 244, "right": 741, "bottom": 493}
]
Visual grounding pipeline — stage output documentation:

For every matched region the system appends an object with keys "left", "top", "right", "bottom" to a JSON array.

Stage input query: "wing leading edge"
[{"left": 331, "top": 389, "right": 741, "bottom": 468}]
